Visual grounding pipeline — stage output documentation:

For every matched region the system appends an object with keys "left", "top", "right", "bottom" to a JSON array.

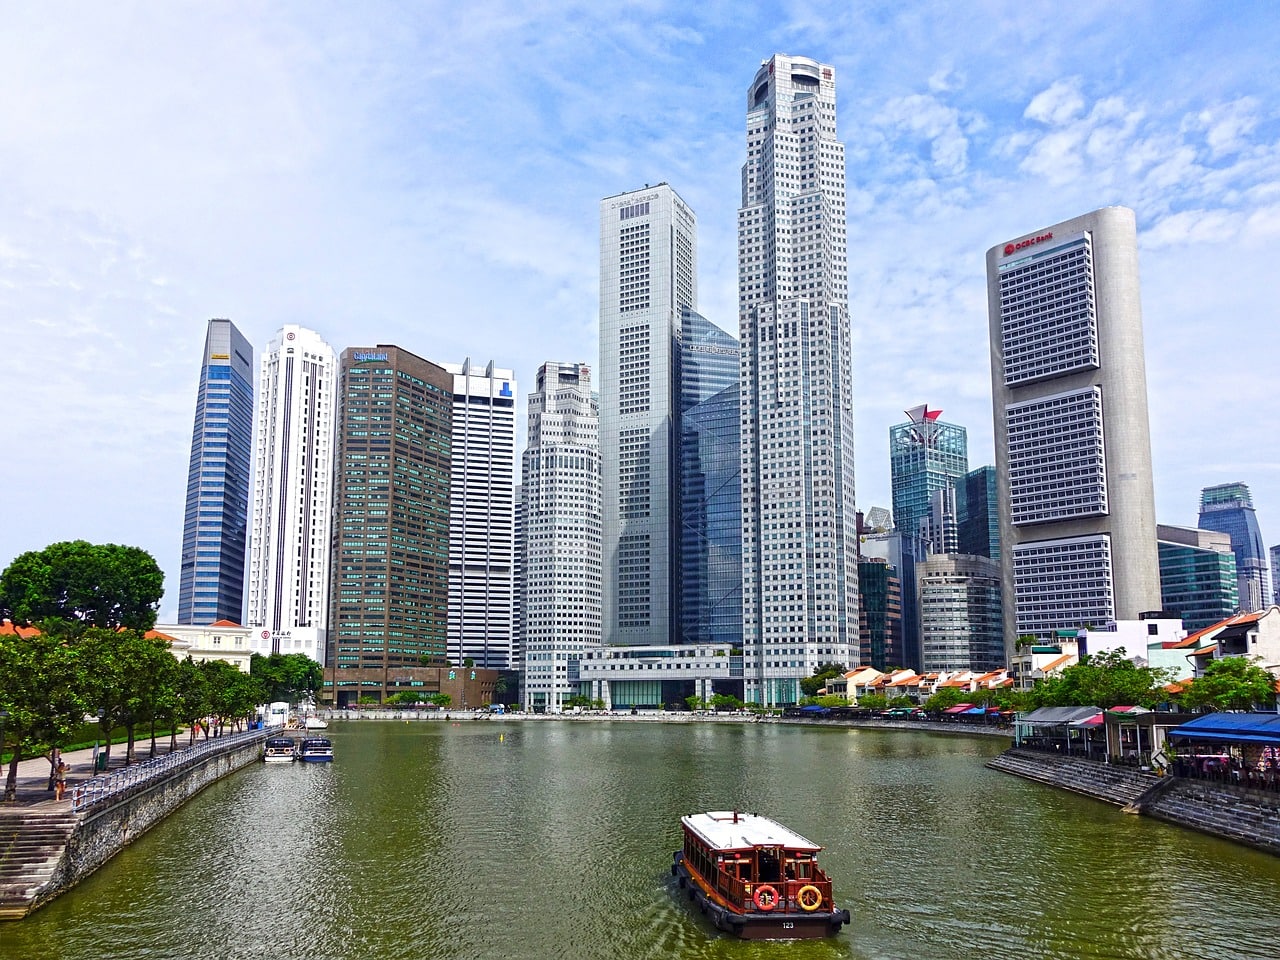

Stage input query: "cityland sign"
[{"left": 1004, "top": 232, "right": 1053, "bottom": 256}]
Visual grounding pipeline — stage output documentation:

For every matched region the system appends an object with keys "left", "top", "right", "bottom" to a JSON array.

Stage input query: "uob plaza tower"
[{"left": 739, "top": 55, "right": 859, "bottom": 706}]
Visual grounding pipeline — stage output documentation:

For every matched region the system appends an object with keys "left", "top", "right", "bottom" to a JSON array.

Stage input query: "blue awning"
[
  {"left": 962, "top": 707, "right": 986, "bottom": 715},
  {"left": 1167, "top": 713, "right": 1280, "bottom": 746}
]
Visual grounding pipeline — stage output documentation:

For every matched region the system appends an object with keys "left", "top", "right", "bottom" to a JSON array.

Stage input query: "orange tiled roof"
[
  {"left": 1041, "top": 653, "right": 1074, "bottom": 673},
  {"left": 0, "top": 620, "right": 41, "bottom": 639},
  {"left": 1170, "top": 610, "right": 1266, "bottom": 648},
  {"left": 144, "top": 628, "right": 179, "bottom": 643},
  {"left": 1190, "top": 644, "right": 1218, "bottom": 657},
  {"left": 209, "top": 619, "right": 243, "bottom": 627}
]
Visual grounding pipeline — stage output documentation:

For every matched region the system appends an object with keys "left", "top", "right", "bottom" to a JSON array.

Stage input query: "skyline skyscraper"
[
  {"left": 890, "top": 405, "right": 968, "bottom": 542},
  {"left": 444, "top": 359, "right": 517, "bottom": 669},
  {"left": 329, "top": 346, "right": 454, "bottom": 705},
  {"left": 599, "top": 183, "right": 698, "bottom": 648},
  {"left": 738, "top": 53, "right": 859, "bottom": 705},
  {"left": 521, "top": 362, "right": 602, "bottom": 713},
  {"left": 957, "top": 465, "right": 999, "bottom": 560},
  {"left": 678, "top": 308, "right": 742, "bottom": 647},
  {"left": 1198, "top": 482, "right": 1270, "bottom": 612},
  {"left": 988, "top": 206, "right": 1161, "bottom": 645},
  {"left": 177, "top": 318, "right": 254, "bottom": 625},
  {"left": 917, "top": 554, "right": 1004, "bottom": 673},
  {"left": 1157, "top": 523, "right": 1239, "bottom": 631},
  {"left": 246, "top": 325, "right": 338, "bottom": 640}
]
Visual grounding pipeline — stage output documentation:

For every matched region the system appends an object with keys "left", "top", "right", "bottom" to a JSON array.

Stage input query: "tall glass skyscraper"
[
  {"left": 890, "top": 405, "right": 968, "bottom": 542},
  {"left": 521, "top": 362, "right": 602, "bottom": 712},
  {"left": 678, "top": 309, "right": 741, "bottom": 647},
  {"left": 443, "top": 359, "right": 517, "bottom": 669},
  {"left": 246, "top": 325, "right": 338, "bottom": 637},
  {"left": 1198, "top": 482, "right": 1270, "bottom": 611},
  {"left": 1157, "top": 524, "right": 1238, "bottom": 631},
  {"left": 739, "top": 54, "right": 858, "bottom": 705},
  {"left": 957, "top": 465, "right": 999, "bottom": 560},
  {"left": 987, "top": 207, "right": 1161, "bottom": 645},
  {"left": 329, "top": 346, "right": 453, "bottom": 705},
  {"left": 599, "top": 183, "right": 698, "bottom": 647},
  {"left": 737, "top": 54, "right": 855, "bottom": 706},
  {"left": 177, "top": 319, "right": 253, "bottom": 625}
]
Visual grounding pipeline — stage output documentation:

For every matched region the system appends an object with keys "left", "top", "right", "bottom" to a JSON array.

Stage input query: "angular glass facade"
[
  {"left": 890, "top": 413, "right": 968, "bottom": 539},
  {"left": 1198, "top": 483, "right": 1270, "bottom": 612},
  {"left": 678, "top": 309, "right": 742, "bottom": 647},
  {"left": 857, "top": 558, "right": 902, "bottom": 670},
  {"left": 177, "top": 319, "right": 253, "bottom": 625},
  {"left": 1158, "top": 538, "right": 1238, "bottom": 632},
  {"left": 957, "top": 465, "right": 999, "bottom": 560}
]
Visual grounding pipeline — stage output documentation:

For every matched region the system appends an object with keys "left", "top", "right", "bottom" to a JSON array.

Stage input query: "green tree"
[
  {"left": 709, "top": 693, "right": 744, "bottom": 711},
  {"left": 426, "top": 692, "right": 452, "bottom": 708},
  {"left": 1030, "top": 648, "right": 1175, "bottom": 709},
  {"left": 250, "top": 652, "right": 323, "bottom": 703},
  {"left": 387, "top": 691, "right": 424, "bottom": 706},
  {"left": 0, "top": 629, "right": 86, "bottom": 801},
  {"left": 171, "top": 657, "right": 211, "bottom": 746},
  {"left": 684, "top": 694, "right": 705, "bottom": 711},
  {"left": 799, "top": 662, "right": 846, "bottom": 698},
  {"left": 1178, "top": 656, "right": 1278, "bottom": 712},
  {"left": 79, "top": 628, "right": 177, "bottom": 764},
  {"left": 857, "top": 693, "right": 888, "bottom": 711},
  {"left": 202, "top": 660, "right": 265, "bottom": 734},
  {"left": 924, "top": 686, "right": 969, "bottom": 713},
  {"left": 0, "top": 540, "right": 163, "bottom": 632}
]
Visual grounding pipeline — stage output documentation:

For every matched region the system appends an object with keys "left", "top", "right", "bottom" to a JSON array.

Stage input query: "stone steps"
[
  {"left": 0, "top": 810, "right": 79, "bottom": 918},
  {"left": 987, "top": 748, "right": 1158, "bottom": 806}
]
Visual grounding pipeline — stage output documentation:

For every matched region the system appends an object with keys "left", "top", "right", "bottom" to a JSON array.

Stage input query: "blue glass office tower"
[
  {"left": 678, "top": 308, "right": 741, "bottom": 646},
  {"left": 1198, "top": 482, "right": 1270, "bottom": 612},
  {"left": 890, "top": 406, "right": 968, "bottom": 539},
  {"left": 957, "top": 465, "right": 999, "bottom": 560},
  {"left": 177, "top": 319, "right": 254, "bottom": 624}
]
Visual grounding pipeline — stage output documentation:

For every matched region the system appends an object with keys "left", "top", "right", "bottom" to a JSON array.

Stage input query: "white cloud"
[
  {"left": 875, "top": 94, "right": 969, "bottom": 176},
  {"left": 1024, "top": 78, "right": 1086, "bottom": 126}
]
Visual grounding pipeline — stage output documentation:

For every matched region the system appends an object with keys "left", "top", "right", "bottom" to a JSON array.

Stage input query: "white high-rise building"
[
  {"left": 987, "top": 206, "right": 1160, "bottom": 647},
  {"left": 521, "top": 362, "right": 602, "bottom": 712},
  {"left": 739, "top": 54, "right": 859, "bottom": 705},
  {"left": 443, "top": 358, "right": 517, "bottom": 669},
  {"left": 599, "top": 183, "right": 697, "bottom": 647},
  {"left": 246, "top": 325, "right": 338, "bottom": 640}
]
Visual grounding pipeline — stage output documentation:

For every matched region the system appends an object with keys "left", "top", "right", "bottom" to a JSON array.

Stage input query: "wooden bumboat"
[{"left": 672, "top": 811, "right": 851, "bottom": 940}]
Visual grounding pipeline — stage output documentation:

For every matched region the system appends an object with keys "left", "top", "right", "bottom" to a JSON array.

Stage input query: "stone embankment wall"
[
  {"left": 988, "top": 747, "right": 1280, "bottom": 855},
  {"left": 31, "top": 738, "right": 263, "bottom": 914},
  {"left": 1143, "top": 778, "right": 1280, "bottom": 856}
]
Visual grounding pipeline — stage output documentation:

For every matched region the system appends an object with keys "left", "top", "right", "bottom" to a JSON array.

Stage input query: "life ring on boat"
[
  {"left": 797, "top": 885, "right": 822, "bottom": 911},
  {"left": 752, "top": 884, "right": 779, "bottom": 912}
]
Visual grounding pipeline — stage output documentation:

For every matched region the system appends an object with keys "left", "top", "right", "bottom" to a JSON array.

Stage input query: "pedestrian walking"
[
  {"left": 47, "top": 748, "right": 61, "bottom": 791},
  {"left": 54, "top": 760, "right": 68, "bottom": 800}
]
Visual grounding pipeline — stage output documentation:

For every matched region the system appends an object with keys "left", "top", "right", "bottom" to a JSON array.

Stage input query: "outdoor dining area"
[{"left": 1012, "top": 707, "right": 1280, "bottom": 791}]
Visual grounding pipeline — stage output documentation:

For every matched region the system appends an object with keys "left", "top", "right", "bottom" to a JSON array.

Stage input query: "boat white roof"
[{"left": 682, "top": 811, "right": 821, "bottom": 852}]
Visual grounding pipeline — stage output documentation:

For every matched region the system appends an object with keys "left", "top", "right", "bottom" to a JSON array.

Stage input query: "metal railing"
[{"left": 71, "top": 725, "right": 278, "bottom": 813}]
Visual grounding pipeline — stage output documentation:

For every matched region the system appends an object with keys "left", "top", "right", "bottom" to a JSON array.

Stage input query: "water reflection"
[{"left": 3, "top": 721, "right": 1278, "bottom": 960}]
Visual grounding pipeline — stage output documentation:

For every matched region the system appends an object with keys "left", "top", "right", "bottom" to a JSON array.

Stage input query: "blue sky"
[{"left": 3, "top": 1, "right": 1279, "bottom": 619}]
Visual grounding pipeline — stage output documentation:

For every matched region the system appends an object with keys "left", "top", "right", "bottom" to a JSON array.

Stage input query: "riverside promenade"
[{"left": 0, "top": 728, "right": 269, "bottom": 919}]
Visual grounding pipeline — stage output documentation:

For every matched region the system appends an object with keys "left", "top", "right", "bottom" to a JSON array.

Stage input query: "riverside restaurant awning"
[
  {"left": 1019, "top": 706, "right": 1103, "bottom": 726},
  {"left": 1167, "top": 713, "right": 1280, "bottom": 746}
]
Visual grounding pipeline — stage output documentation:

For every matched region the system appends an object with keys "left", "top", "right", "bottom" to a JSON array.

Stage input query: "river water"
[{"left": 4, "top": 720, "right": 1278, "bottom": 960}]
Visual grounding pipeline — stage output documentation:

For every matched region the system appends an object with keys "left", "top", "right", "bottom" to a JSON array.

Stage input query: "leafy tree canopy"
[
  {"left": 250, "top": 653, "right": 323, "bottom": 703},
  {"left": 800, "top": 662, "right": 847, "bottom": 698},
  {"left": 1178, "top": 656, "right": 1278, "bottom": 712},
  {"left": 0, "top": 540, "right": 163, "bottom": 632},
  {"left": 1030, "top": 648, "right": 1175, "bottom": 709}
]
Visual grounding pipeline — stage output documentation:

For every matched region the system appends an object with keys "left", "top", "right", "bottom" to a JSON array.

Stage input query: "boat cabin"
[{"left": 681, "top": 811, "right": 834, "bottom": 915}]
